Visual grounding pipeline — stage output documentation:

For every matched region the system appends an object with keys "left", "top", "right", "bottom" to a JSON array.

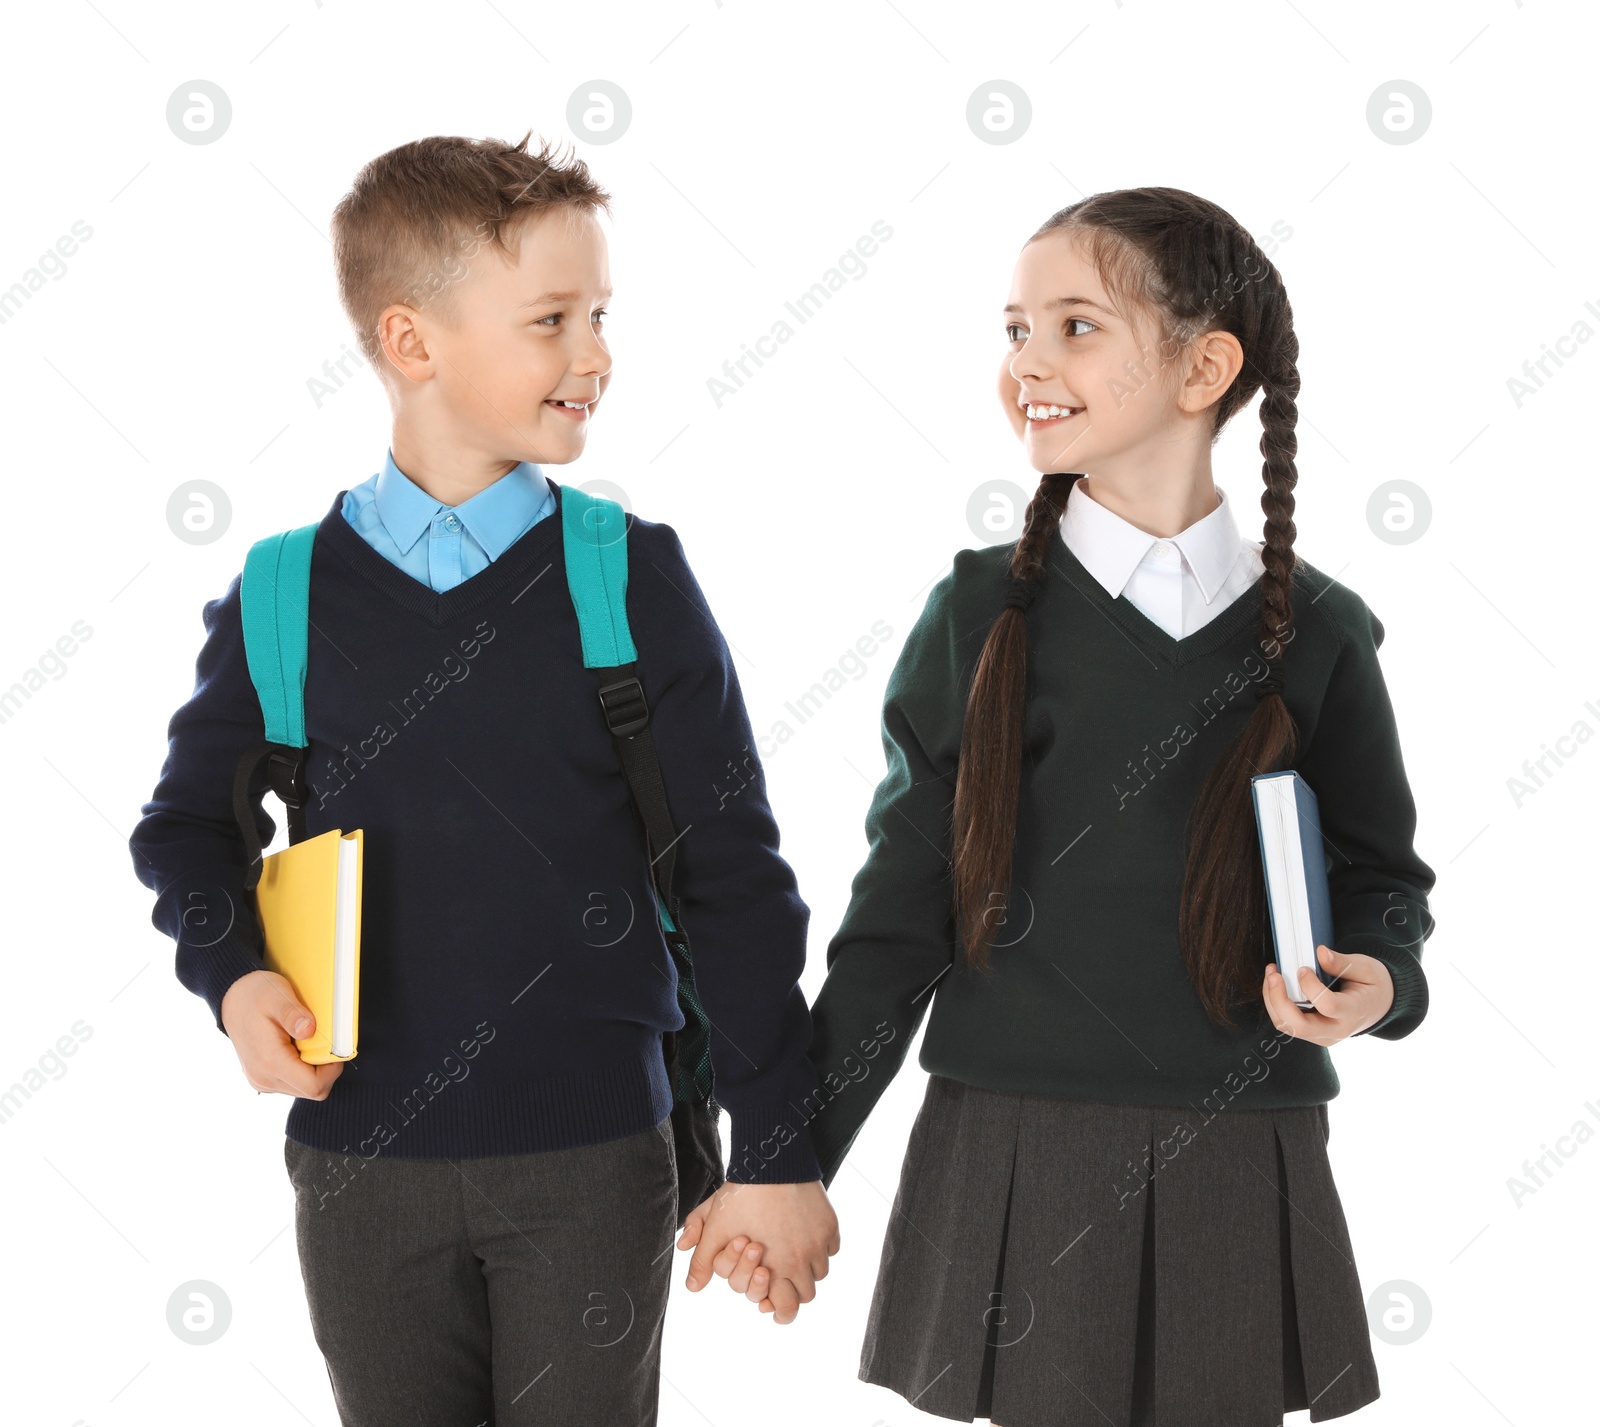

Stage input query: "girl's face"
[{"left": 996, "top": 229, "right": 1186, "bottom": 477}]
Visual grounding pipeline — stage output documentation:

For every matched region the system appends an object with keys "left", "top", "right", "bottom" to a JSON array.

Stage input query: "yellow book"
[{"left": 253, "top": 828, "right": 364, "bottom": 1063}]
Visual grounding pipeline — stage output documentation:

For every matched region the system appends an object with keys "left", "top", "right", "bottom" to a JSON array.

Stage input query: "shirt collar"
[
  {"left": 1060, "top": 475, "right": 1247, "bottom": 604},
  {"left": 375, "top": 449, "right": 551, "bottom": 559}
]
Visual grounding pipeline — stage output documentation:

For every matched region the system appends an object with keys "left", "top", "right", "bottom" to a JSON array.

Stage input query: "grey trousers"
[{"left": 284, "top": 1116, "right": 678, "bottom": 1426}]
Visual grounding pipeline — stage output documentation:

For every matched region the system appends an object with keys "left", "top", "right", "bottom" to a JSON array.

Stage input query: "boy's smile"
[{"left": 544, "top": 397, "right": 593, "bottom": 420}]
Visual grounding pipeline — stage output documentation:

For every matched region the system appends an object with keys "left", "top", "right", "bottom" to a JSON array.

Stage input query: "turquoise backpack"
[{"left": 227, "top": 485, "right": 723, "bottom": 1223}]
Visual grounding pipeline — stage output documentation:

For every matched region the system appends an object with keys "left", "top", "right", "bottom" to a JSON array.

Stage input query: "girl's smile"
[{"left": 1021, "top": 401, "right": 1083, "bottom": 427}]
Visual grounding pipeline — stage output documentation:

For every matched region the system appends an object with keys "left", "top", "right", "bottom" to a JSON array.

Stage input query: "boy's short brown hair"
[{"left": 331, "top": 130, "right": 611, "bottom": 371}]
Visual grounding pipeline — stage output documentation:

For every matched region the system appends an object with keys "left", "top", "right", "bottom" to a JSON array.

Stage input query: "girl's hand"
[
  {"left": 1263, "top": 945, "right": 1394, "bottom": 1045},
  {"left": 711, "top": 1239, "right": 798, "bottom": 1321},
  {"left": 699, "top": 1232, "right": 795, "bottom": 1319}
]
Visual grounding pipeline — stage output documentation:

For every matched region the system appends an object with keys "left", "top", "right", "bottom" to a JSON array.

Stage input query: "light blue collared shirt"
[{"left": 340, "top": 449, "right": 556, "bottom": 593}]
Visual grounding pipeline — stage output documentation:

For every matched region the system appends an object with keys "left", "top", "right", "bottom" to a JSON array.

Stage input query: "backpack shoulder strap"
[
  {"left": 240, "top": 523, "right": 319, "bottom": 746},
  {"left": 235, "top": 522, "right": 318, "bottom": 885},
  {"left": 560, "top": 484, "right": 638, "bottom": 667},
  {"left": 559, "top": 485, "right": 672, "bottom": 909},
  {"left": 558, "top": 483, "right": 713, "bottom": 1105}
]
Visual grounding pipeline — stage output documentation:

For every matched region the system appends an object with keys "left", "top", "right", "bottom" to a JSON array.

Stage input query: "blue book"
[{"left": 1250, "top": 770, "right": 1337, "bottom": 1009}]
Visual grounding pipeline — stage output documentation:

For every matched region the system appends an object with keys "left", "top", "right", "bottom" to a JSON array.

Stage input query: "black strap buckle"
[
  {"left": 236, "top": 741, "right": 311, "bottom": 888},
  {"left": 598, "top": 675, "right": 649, "bottom": 737},
  {"left": 266, "top": 746, "right": 308, "bottom": 810}
]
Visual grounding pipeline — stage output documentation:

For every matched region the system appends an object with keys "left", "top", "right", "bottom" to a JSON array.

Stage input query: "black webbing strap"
[
  {"left": 597, "top": 665, "right": 684, "bottom": 922},
  {"left": 595, "top": 662, "right": 711, "bottom": 1103},
  {"left": 233, "top": 740, "right": 310, "bottom": 891}
]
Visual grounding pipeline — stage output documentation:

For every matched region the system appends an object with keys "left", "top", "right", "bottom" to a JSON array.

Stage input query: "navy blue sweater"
[{"left": 130, "top": 484, "right": 823, "bottom": 1183}]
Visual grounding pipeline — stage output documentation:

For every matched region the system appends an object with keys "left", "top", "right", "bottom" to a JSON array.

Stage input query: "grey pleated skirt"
[{"left": 859, "top": 1075, "right": 1381, "bottom": 1427}]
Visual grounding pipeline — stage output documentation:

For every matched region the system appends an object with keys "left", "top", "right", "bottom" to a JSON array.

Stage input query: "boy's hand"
[
  {"left": 677, "top": 1180, "right": 839, "bottom": 1325},
  {"left": 219, "top": 969, "right": 345, "bottom": 1099}
]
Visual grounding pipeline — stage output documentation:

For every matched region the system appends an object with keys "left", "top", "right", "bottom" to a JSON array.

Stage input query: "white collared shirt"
[{"left": 1059, "top": 476, "right": 1264, "bottom": 639}]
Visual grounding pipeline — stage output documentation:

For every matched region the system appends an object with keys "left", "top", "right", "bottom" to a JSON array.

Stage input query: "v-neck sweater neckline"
[
  {"left": 317, "top": 482, "right": 569, "bottom": 627},
  {"left": 1047, "top": 520, "right": 1267, "bottom": 668}
]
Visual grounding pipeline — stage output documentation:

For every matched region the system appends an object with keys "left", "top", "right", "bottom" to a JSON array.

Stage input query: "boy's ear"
[{"left": 374, "top": 303, "right": 434, "bottom": 383}]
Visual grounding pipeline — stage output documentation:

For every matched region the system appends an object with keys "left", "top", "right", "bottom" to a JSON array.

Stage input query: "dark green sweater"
[{"left": 802, "top": 526, "right": 1435, "bottom": 1189}]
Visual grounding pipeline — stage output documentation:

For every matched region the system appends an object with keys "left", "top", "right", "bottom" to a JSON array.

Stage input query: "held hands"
[
  {"left": 1263, "top": 944, "right": 1395, "bottom": 1044},
  {"left": 219, "top": 968, "right": 345, "bottom": 1099},
  {"left": 677, "top": 1179, "right": 840, "bottom": 1325}
]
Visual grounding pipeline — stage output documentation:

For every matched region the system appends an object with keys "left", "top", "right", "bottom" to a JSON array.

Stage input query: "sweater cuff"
[
  {"left": 1342, "top": 931, "right": 1428, "bottom": 1040},
  {"left": 165, "top": 874, "right": 266, "bottom": 1036},
  {"left": 811, "top": 1119, "right": 862, "bottom": 1194},
  {"left": 721, "top": 1104, "right": 822, "bottom": 1185}
]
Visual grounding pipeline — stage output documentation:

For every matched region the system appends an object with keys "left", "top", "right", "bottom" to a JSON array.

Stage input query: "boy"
[{"left": 129, "top": 131, "right": 836, "bottom": 1424}]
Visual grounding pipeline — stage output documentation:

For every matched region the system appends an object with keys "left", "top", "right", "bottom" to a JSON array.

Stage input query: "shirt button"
[
  {"left": 443, "top": 513, "right": 462, "bottom": 532},
  {"left": 1153, "top": 540, "right": 1175, "bottom": 562}
]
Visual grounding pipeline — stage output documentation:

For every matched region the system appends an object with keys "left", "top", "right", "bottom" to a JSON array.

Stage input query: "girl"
[{"left": 706, "top": 187, "right": 1435, "bottom": 1425}]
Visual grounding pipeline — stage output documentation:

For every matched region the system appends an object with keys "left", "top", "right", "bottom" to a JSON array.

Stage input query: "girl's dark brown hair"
[{"left": 952, "top": 187, "right": 1301, "bottom": 1029}]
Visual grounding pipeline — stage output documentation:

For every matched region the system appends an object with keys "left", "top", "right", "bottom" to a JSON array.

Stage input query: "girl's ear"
[{"left": 1179, "top": 330, "right": 1246, "bottom": 416}]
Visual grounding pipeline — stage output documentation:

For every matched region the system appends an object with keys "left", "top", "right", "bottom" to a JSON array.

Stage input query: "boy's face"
[{"left": 398, "top": 205, "right": 613, "bottom": 466}]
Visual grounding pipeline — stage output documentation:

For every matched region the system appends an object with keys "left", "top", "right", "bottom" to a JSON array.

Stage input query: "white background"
[{"left": 2, "top": 1, "right": 1594, "bottom": 1423}]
